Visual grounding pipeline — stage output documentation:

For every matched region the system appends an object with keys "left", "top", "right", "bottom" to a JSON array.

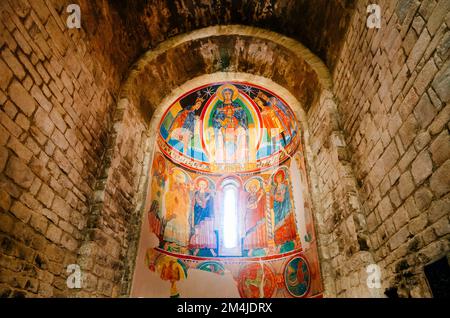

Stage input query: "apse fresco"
[
  {"left": 158, "top": 82, "right": 299, "bottom": 173},
  {"left": 132, "top": 82, "right": 323, "bottom": 298}
]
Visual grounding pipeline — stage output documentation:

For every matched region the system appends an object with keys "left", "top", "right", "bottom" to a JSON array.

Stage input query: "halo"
[
  {"left": 216, "top": 84, "right": 239, "bottom": 102},
  {"left": 195, "top": 177, "right": 210, "bottom": 188},
  {"left": 171, "top": 168, "right": 187, "bottom": 182},
  {"left": 153, "top": 153, "right": 166, "bottom": 172},
  {"left": 245, "top": 178, "right": 261, "bottom": 192},
  {"left": 273, "top": 169, "right": 286, "bottom": 182}
]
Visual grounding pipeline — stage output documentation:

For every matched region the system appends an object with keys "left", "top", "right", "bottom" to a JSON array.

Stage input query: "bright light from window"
[{"left": 223, "top": 185, "right": 238, "bottom": 249}]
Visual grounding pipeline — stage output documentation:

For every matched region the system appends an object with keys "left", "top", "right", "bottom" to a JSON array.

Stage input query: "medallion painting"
[{"left": 132, "top": 81, "right": 323, "bottom": 298}]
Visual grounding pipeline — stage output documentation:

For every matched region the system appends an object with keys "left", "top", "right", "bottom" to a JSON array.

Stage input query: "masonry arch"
[{"left": 77, "top": 25, "right": 376, "bottom": 298}]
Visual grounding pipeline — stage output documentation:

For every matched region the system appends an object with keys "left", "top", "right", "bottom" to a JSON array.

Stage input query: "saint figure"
[
  {"left": 163, "top": 169, "right": 191, "bottom": 248},
  {"left": 243, "top": 178, "right": 268, "bottom": 254},
  {"left": 167, "top": 97, "right": 204, "bottom": 155},
  {"left": 189, "top": 178, "right": 217, "bottom": 256},
  {"left": 270, "top": 170, "right": 297, "bottom": 247}
]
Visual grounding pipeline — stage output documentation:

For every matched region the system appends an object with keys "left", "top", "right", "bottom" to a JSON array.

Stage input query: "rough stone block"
[
  {"left": 430, "top": 130, "right": 450, "bottom": 165},
  {"left": 31, "top": 85, "right": 52, "bottom": 112},
  {"left": 414, "top": 94, "right": 437, "bottom": 129},
  {"left": 51, "top": 129, "right": 69, "bottom": 151},
  {"left": 37, "top": 183, "right": 55, "bottom": 208},
  {"left": 10, "top": 201, "right": 32, "bottom": 223},
  {"left": 414, "top": 187, "right": 433, "bottom": 211},
  {"left": 398, "top": 171, "right": 415, "bottom": 199},
  {"left": 408, "top": 214, "right": 428, "bottom": 235},
  {"left": 431, "top": 59, "right": 450, "bottom": 102},
  {"left": 427, "top": 0, "right": 450, "bottom": 35},
  {"left": 5, "top": 156, "right": 34, "bottom": 188},
  {"left": 8, "top": 81, "right": 36, "bottom": 117},
  {"left": 430, "top": 195, "right": 450, "bottom": 225},
  {"left": 389, "top": 226, "right": 409, "bottom": 250},
  {"left": 430, "top": 159, "right": 450, "bottom": 197},
  {"left": 406, "top": 29, "right": 431, "bottom": 71},
  {"left": 392, "top": 206, "right": 410, "bottom": 230},
  {"left": 413, "top": 58, "right": 438, "bottom": 95},
  {"left": 398, "top": 114, "right": 419, "bottom": 148},
  {"left": 411, "top": 150, "right": 433, "bottom": 185},
  {"left": 0, "top": 59, "right": 13, "bottom": 91},
  {"left": 1, "top": 48, "right": 25, "bottom": 80},
  {"left": 433, "top": 216, "right": 450, "bottom": 236},
  {"left": 34, "top": 108, "right": 55, "bottom": 137},
  {"left": 45, "top": 223, "right": 62, "bottom": 244},
  {"left": 30, "top": 213, "right": 49, "bottom": 235},
  {"left": 7, "top": 137, "right": 33, "bottom": 163}
]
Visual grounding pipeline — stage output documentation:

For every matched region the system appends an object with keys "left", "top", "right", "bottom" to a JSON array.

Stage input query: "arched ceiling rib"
[
  {"left": 119, "top": 26, "right": 333, "bottom": 123},
  {"left": 77, "top": 0, "right": 355, "bottom": 83}
]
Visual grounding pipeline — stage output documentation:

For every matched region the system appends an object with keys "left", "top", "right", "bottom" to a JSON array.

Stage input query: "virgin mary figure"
[{"left": 211, "top": 84, "right": 248, "bottom": 165}]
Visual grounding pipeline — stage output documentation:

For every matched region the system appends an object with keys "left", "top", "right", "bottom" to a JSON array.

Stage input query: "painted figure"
[
  {"left": 163, "top": 169, "right": 191, "bottom": 248},
  {"left": 189, "top": 178, "right": 217, "bottom": 256},
  {"left": 212, "top": 85, "right": 248, "bottom": 164},
  {"left": 270, "top": 169, "right": 298, "bottom": 247},
  {"left": 285, "top": 256, "right": 310, "bottom": 297},
  {"left": 148, "top": 154, "right": 167, "bottom": 238},
  {"left": 238, "top": 263, "right": 276, "bottom": 298},
  {"left": 167, "top": 97, "right": 204, "bottom": 155},
  {"left": 256, "top": 92, "right": 293, "bottom": 144},
  {"left": 243, "top": 178, "right": 268, "bottom": 253}
]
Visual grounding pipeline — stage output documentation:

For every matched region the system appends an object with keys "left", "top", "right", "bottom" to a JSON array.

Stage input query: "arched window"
[{"left": 219, "top": 179, "right": 241, "bottom": 256}]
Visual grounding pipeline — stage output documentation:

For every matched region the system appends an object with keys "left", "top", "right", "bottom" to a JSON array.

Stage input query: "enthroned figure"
[{"left": 212, "top": 85, "right": 248, "bottom": 164}]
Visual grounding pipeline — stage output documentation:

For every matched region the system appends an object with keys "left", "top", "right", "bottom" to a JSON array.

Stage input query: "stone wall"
[
  {"left": 1, "top": 0, "right": 448, "bottom": 298},
  {"left": 0, "top": 0, "right": 131, "bottom": 297},
  {"left": 307, "top": 90, "right": 380, "bottom": 297},
  {"left": 107, "top": 0, "right": 355, "bottom": 71},
  {"left": 76, "top": 96, "right": 150, "bottom": 297},
  {"left": 330, "top": 0, "right": 449, "bottom": 297}
]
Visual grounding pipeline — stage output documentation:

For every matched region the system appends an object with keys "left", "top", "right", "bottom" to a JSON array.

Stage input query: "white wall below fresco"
[{"left": 178, "top": 270, "right": 240, "bottom": 298}]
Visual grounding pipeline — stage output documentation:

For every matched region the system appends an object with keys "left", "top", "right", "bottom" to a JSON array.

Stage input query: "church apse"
[{"left": 131, "top": 82, "right": 323, "bottom": 298}]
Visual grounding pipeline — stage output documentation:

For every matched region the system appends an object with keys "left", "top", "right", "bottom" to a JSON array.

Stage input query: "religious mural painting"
[
  {"left": 243, "top": 177, "right": 268, "bottom": 256},
  {"left": 132, "top": 82, "right": 323, "bottom": 298},
  {"left": 158, "top": 82, "right": 299, "bottom": 173},
  {"left": 284, "top": 255, "right": 311, "bottom": 298},
  {"left": 237, "top": 263, "right": 276, "bottom": 298}
]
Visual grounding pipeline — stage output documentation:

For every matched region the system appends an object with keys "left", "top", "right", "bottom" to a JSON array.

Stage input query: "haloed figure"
[
  {"left": 212, "top": 85, "right": 248, "bottom": 164},
  {"left": 255, "top": 92, "right": 293, "bottom": 150},
  {"left": 163, "top": 170, "right": 191, "bottom": 249},
  {"left": 243, "top": 179, "right": 268, "bottom": 255},
  {"left": 167, "top": 97, "right": 204, "bottom": 155},
  {"left": 271, "top": 170, "right": 297, "bottom": 248},
  {"left": 190, "top": 178, "right": 217, "bottom": 256}
]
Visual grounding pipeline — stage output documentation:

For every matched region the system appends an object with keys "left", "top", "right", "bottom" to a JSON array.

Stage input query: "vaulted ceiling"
[{"left": 76, "top": 0, "right": 356, "bottom": 84}]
